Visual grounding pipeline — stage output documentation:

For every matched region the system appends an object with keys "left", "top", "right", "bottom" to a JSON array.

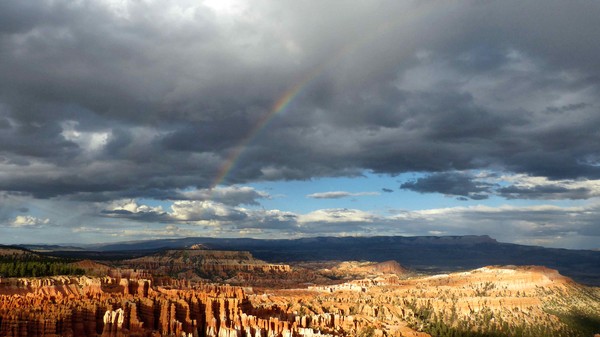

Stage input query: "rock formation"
[
  {"left": 0, "top": 274, "right": 356, "bottom": 337},
  {"left": 0, "top": 264, "right": 598, "bottom": 337},
  {"left": 116, "top": 250, "right": 300, "bottom": 286}
]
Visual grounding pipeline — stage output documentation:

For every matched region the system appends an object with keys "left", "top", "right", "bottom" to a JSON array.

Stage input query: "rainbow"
[
  {"left": 210, "top": 4, "right": 434, "bottom": 189},
  {"left": 210, "top": 64, "right": 326, "bottom": 188}
]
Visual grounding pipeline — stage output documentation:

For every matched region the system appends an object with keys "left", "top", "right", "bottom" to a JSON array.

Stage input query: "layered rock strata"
[
  {"left": 1, "top": 265, "right": 598, "bottom": 337},
  {"left": 0, "top": 275, "right": 350, "bottom": 337},
  {"left": 121, "top": 250, "right": 290, "bottom": 279}
]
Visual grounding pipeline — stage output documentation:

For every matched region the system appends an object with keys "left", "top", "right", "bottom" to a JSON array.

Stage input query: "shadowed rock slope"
[
  {"left": 115, "top": 249, "right": 331, "bottom": 288},
  {"left": 84, "top": 236, "right": 600, "bottom": 286}
]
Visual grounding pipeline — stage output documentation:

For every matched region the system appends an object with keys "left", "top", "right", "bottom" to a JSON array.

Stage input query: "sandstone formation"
[
  {"left": 0, "top": 274, "right": 360, "bottom": 337},
  {"left": 250, "top": 265, "right": 600, "bottom": 337},
  {"left": 116, "top": 250, "right": 318, "bottom": 287},
  {"left": 324, "top": 261, "right": 408, "bottom": 279},
  {"left": 72, "top": 260, "right": 112, "bottom": 277},
  {"left": 0, "top": 263, "right": 599, "bottom": 337},
  {"left": 122, "top": 250, "right": 289, "bottom": 275}
]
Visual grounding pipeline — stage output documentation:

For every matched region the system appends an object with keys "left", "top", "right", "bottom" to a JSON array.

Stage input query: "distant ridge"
[
  {"left": 85, "top": 234, "right": 498, "bottom": 251},
  {"left": 66, "top": 235, "right": 600, "bottom": 286},
  {"left": 15, "top": 244, "right": 85, "bottom": 252}
]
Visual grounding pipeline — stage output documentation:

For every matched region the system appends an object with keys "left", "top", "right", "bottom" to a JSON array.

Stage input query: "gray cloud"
[
  {"left": 399, "top": 171, "right": 600, "bottom": 201},
  {"left": 1, "top": 1, "right": 600, "bottom": 248},
  {"left": 100, "top": 208, "right": 169, "bottom": 222},
  {"left": 0, "top": 0, "right": 599, "bottom": 201},
  {"left": 498, "top": 185, "right": 593, "bottom": 200},
  {"left": 400, "top": 172, "right": 495, "bottom": 200},
  {"left": 307, "top": 191, "right": 379, "bottom": 199}
]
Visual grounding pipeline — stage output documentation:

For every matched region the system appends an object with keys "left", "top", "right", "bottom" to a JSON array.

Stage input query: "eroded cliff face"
[
  {"left": 0, "top": 265, "right": 598, "bottom": 337},
  {"left": 118, "top": 250, "right": 292, "bottom": 284},
  {"left": 111, "top": 249, "right": 340, "bottom": 289},
  {"left": 249, "top": 265, "right": 600, "bottom": 337},
  {"left": 316, "top": 261, "right": 408, "bottom": 281},
  {"left": 0, "top": 275, "right": 356, "bottom": 337}
]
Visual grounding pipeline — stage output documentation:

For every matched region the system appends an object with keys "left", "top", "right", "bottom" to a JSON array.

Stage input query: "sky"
[{"left": 1, "top": 0, "right": 600, "bottom": 249}]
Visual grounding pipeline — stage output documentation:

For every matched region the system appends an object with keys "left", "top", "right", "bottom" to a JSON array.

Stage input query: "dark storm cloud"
[
  {"left": 0, "top": 118, "right": 10, "bottom": 129},
  {"left": 400, "top": 172, "right": 494, "bottom": 200},
  {"left": 546, "top": 103, "right": 589, "bottom": 114},
  {"left": 1, "top": 0, "right": 600, "bottom": 202},
  {"left": 100, "top": 208, "right": 169, "bottom": 222},
  {"left": 498, "top": 185, "right": 593, "bottom": 200},
  {"left": 399, "top": 172, "right": 600, "bottom": 201}
]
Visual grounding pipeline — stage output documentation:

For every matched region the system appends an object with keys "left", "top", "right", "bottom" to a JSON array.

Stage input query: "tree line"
[{"left": 0, "top": 255, "right": 84, "bottom": 277}]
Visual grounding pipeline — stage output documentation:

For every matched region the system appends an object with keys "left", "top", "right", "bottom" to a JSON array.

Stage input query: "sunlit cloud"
[{"left": 11, "top": 215, "right": 50, "bottom": 228}]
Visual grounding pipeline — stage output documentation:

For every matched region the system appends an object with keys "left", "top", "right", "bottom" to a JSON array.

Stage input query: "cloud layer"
[
  {"left": 1, "top": 0, "right": 600, "bottom": 198},
  {"left": 96, "top": 197, "right": 600, "bottom": 249},
  {"left": 401, "top": 172, "right": 600, "bottom": 201},
  {"left": 1, "top": 1, "right": 600, "bottom": 248}
]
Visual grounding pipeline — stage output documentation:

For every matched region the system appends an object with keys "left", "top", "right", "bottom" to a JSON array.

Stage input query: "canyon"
[{"left": 1, "top": 245, "right": 599, "bottom": 337}]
